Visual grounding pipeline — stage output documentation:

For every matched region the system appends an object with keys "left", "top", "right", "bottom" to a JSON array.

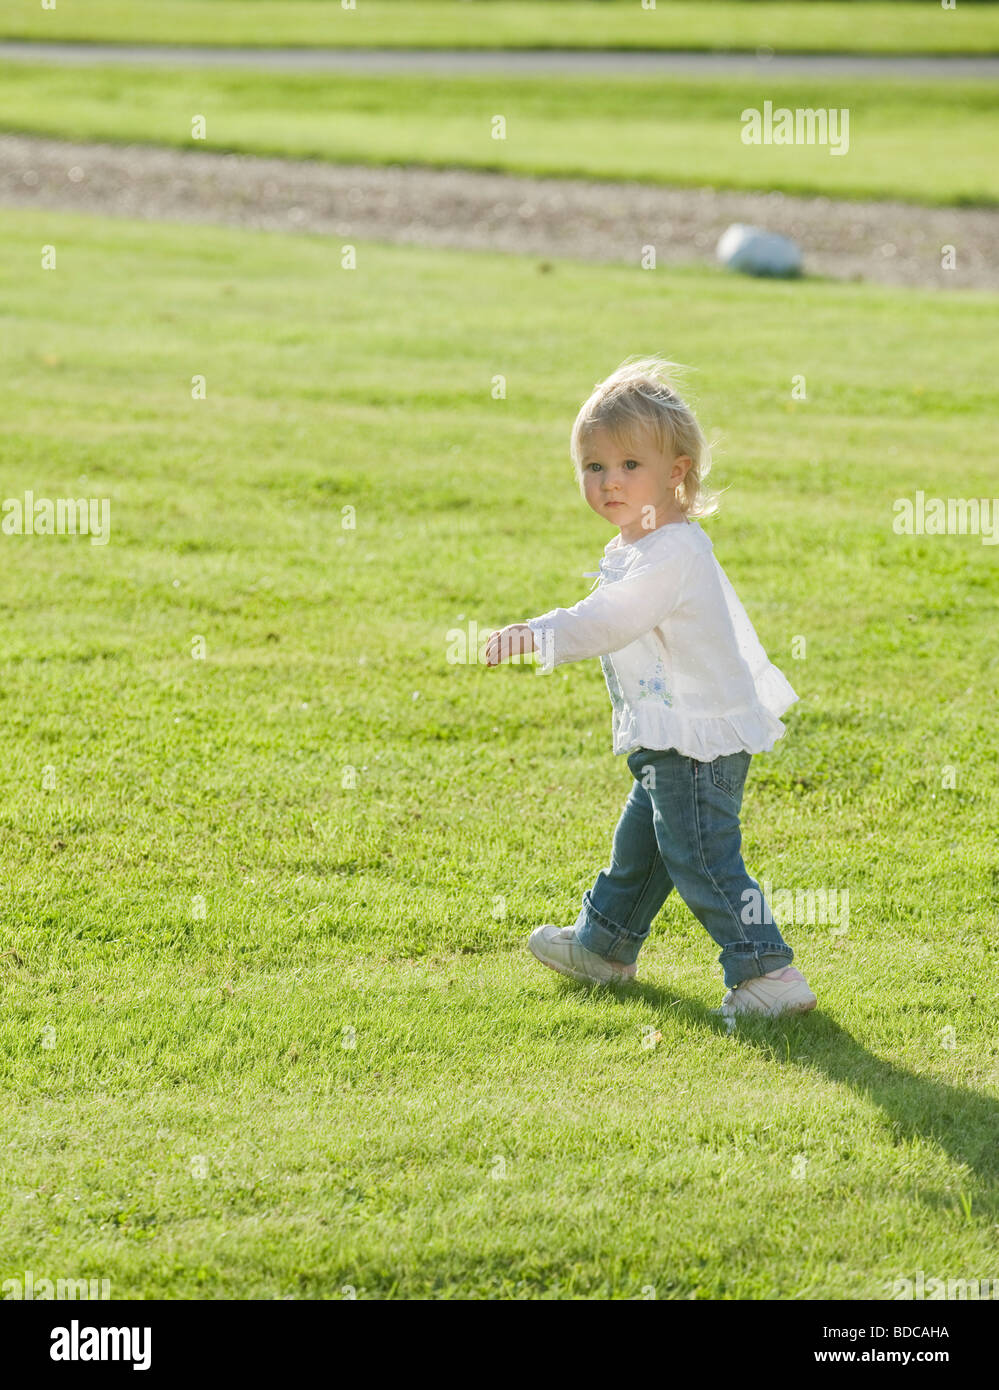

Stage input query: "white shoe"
[
  {"left": 528, "top": 925, "right": 638, "bottom": 986},
  {"left": 718, "top": 966, "right": 817, "bottom": 1018}
]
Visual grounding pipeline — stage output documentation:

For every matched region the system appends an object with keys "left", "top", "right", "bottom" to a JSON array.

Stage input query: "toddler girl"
[{"left": 485, "top": 357, "right": 816, "bottom": 1018}]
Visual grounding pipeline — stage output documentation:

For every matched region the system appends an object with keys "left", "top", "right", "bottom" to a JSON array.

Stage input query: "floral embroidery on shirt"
[{"left": 637, "top": 660, "right": 673, "bottom": 707}]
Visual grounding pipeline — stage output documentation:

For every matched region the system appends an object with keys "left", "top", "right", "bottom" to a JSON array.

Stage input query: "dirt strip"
[{"left": 1, "top": 134, "right": 995, "bottom": 290}]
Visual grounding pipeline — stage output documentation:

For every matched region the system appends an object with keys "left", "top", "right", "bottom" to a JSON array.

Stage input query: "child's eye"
[{"left": 625, "top": 459, "right": 640, "bottom": 469}]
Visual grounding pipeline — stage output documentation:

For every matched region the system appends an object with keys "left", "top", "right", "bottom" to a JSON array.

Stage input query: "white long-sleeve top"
[{"left": 525, "top": 519, "right": 798, "bottom": 760}]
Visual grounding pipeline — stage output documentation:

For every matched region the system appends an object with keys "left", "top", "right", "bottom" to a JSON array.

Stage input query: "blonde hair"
[{"left": 570, "top": 356, "right": 724, "bottom": 521}]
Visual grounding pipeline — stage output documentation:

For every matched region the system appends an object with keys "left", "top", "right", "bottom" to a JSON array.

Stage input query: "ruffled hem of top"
[{"left": 612, "top": 664, "right": 800, "bottom": 761}]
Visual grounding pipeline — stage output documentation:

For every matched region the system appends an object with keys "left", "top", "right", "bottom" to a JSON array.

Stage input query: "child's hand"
[{"left": 485, "top": 623, "right": 536, "bottom": 667}]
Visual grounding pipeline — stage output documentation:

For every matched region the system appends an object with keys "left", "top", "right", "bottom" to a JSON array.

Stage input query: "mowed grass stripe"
[
  {"left": 2, "top": 1, "right": 998, "bottom": 56},
  {"left": 1, "top": 64, "right": 997, "bottom": 205}
]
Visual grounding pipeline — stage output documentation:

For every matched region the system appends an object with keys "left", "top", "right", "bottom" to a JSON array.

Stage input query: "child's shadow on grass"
[{"left": 554, "top": 975, "right": 999, "bottom": 1197}]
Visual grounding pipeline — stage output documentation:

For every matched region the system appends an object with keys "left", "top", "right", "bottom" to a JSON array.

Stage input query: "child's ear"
[{"left": 672, "top": 454, "right": 693, "bottom": 483}]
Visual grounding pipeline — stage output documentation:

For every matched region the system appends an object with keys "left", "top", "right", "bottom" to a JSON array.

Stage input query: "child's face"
[{"left": 577, "top": 424, "right": 690, "bottom": 537}]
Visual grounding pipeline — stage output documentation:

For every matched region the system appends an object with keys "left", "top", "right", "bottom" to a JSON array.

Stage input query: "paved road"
[{"left": 0, "top": 41, "right": 997, "bottom": 79}]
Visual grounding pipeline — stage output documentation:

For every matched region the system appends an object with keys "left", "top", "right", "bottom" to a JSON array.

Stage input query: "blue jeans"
[{"left": 573, "top": 746, "right": 793, "bottom": 988}]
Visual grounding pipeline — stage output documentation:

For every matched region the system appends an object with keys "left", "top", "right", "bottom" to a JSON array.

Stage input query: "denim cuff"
[
  {"left": 719, "top": 941, "right": 794, "bottom": 988},
  {"left": 573, "top": 891, "right": 644, "bottom": 966}
]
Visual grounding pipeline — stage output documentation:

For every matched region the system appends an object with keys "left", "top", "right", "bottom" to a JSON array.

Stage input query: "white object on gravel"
[{"left": 716, "top": 223, "right": 803, "bottom": 277}]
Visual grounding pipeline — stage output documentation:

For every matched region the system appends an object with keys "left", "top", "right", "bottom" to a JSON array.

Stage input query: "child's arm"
[
  {"left": 484, "top": 624, "right": 536, "bottom": 668},
  {"left": 518, "top": 551, "right": 692, "bottom": 668}
]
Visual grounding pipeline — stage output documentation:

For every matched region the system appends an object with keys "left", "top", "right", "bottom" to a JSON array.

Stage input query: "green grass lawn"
[
  {"left": 3, "top": 64, "right": 998, "bottom": 206},
  {"left": 3, "top": 0, "right": 998, "bottom": 55},
  {"left": 1, "top": 207, "right": 997, "bottom": 1298}
]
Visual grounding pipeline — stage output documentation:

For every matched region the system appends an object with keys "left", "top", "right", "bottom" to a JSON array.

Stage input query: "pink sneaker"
[
  {"left": 718, "top": 966, "right": 817, "bottom": 1018},
  {"left": 528, "top": 925, "right": 638, "bottom": 986}
]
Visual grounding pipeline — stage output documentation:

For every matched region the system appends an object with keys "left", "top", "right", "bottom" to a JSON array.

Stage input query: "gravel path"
[
  {"left": 1, "top": 41, "right": 997, "bottom": 79},
  {"left": 2, "top": 133, "right": 995, "bottom": 290}
]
